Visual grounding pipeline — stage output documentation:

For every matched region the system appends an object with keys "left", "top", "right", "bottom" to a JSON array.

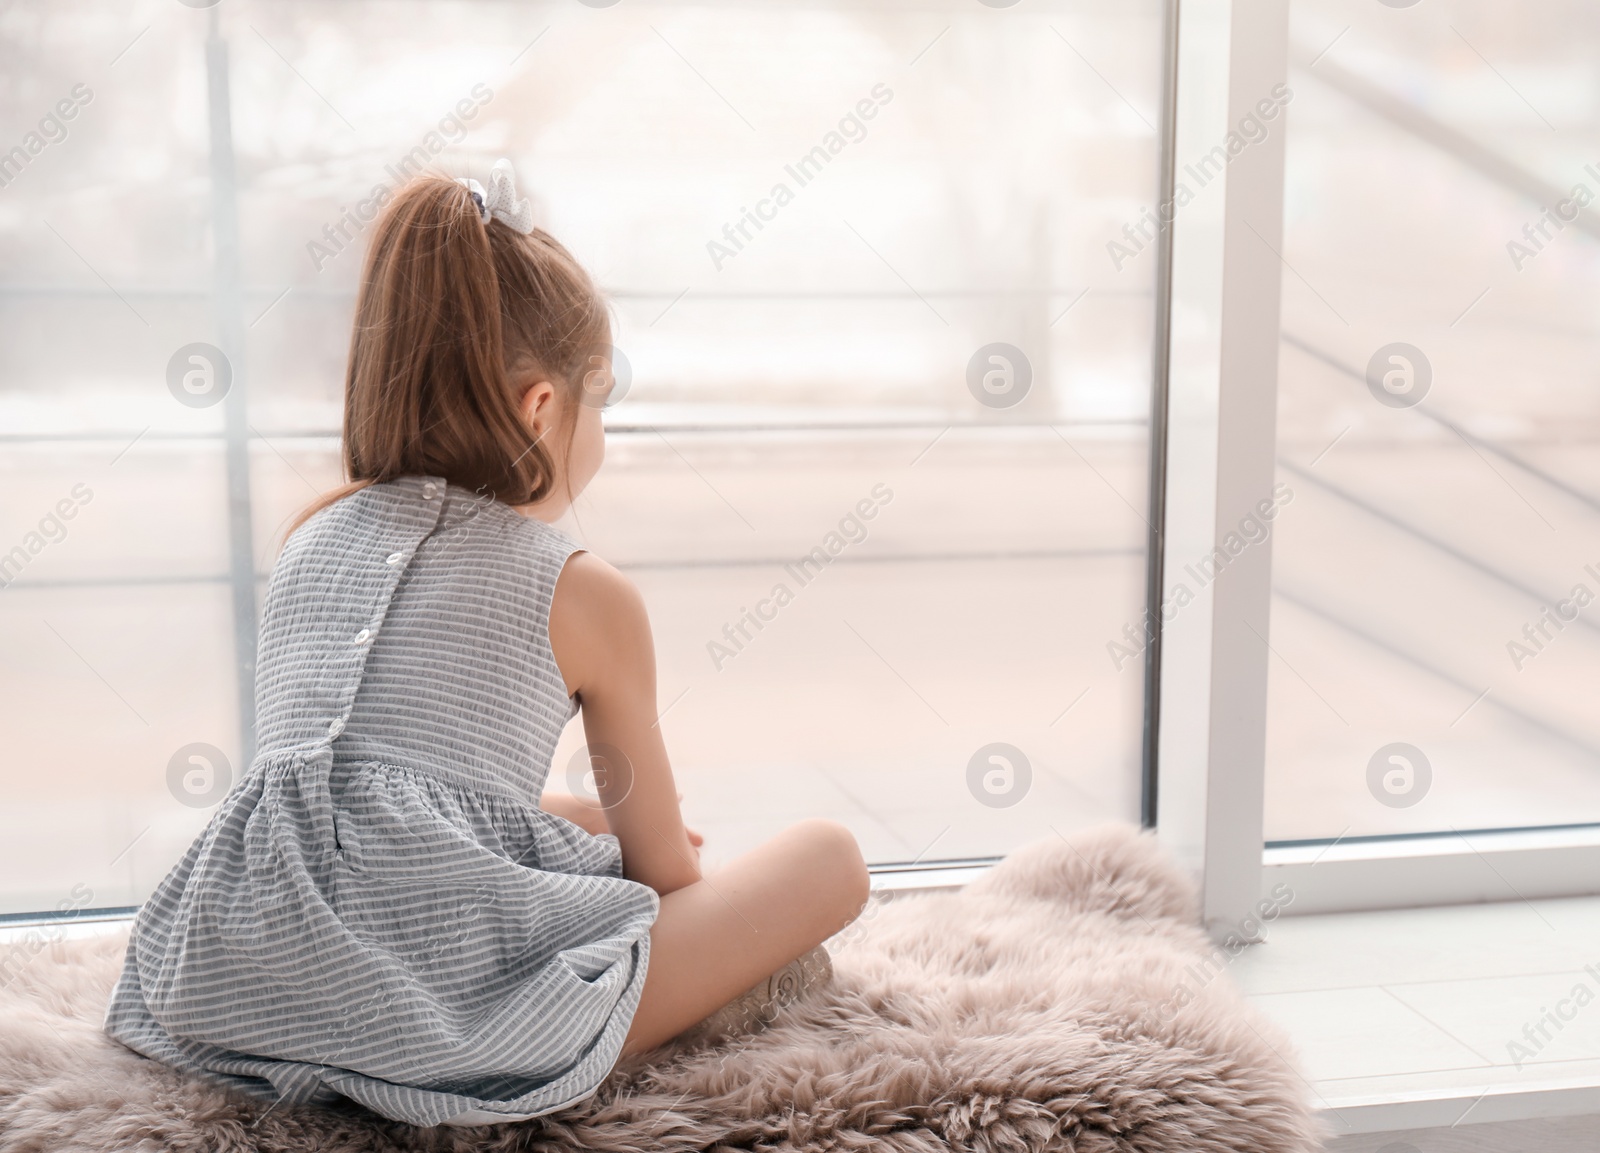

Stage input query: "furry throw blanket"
[{"left": 0, "top": 824, "right": 1320, "bottom": 1152}]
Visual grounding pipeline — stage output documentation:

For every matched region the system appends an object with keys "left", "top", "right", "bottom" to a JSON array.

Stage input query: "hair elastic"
[{"left": 457, "top": 158, "right": 535, "bottom": 234}]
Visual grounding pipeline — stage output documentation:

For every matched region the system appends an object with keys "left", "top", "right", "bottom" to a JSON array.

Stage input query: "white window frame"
[{"left": 1148, "top": 0, "right": 1600, "bottom": 926}]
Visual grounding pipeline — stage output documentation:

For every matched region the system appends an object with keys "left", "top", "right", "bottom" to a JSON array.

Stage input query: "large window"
[
  {"left": 1265, "top": 0, "right": 1600, "bottom": 843},
  {"left": 19, "top": 0, "right": 1582, "bottom": 928},
  {"left": 0, "top": 1, "right": 1165, "bottom": 914}
]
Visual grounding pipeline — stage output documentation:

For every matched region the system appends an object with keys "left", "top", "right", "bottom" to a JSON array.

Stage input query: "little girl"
[{"left": 104, "top": 161, "right": 869, "bottom": 1128}]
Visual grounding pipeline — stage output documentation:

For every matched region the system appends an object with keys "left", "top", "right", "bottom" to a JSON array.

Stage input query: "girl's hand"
[
  {"left": 544, "top": 789, "right": 700, "bottom": 849},
  {"left": 679, "top": 793, "right": 704, "bottom": 848}
]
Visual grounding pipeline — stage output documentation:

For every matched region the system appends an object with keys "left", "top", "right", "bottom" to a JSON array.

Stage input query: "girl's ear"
[{"left": 518, "top": 378, "right": 558, "bottom": 436}]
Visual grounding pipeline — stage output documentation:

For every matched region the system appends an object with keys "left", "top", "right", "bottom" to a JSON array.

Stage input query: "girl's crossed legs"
[{"left": 621, "top": 818, "right": 869, "bottom": 1055}]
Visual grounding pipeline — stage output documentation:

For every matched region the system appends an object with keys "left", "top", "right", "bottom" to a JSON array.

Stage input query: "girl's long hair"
[{"left": 288, "top": 172, "right": 609, "bottom": 536}]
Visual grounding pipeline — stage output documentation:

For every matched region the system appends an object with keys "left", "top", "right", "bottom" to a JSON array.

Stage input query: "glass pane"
[
  {"left": 1, "top": 0, "right": 1162, "bottom": 914},
  {"left": 1266, "top": 0, "right": 1600, "bottom": 841}
]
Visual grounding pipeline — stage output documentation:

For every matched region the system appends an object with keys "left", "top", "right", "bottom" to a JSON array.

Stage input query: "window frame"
[{"left": 1145, "top": 0, "right": 1600, "bottom": 927}]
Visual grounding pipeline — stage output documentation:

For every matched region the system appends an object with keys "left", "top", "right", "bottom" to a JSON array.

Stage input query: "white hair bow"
[{"left": 457, "top": 159, "right": 534, "bottom": 233}]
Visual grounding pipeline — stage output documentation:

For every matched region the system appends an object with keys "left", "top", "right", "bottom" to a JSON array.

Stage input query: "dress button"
[
  {"left": 386, "top": 551, "right": 402, "bottom": 565},
  {"left": 353, "top": 628, "right": 371, "bottom": 644},
  {"left": 422, "top": 482, "right": 438, "bottom": 500},
  {"left": 328, "top": 717, "right": 345, "bottom": 738}
]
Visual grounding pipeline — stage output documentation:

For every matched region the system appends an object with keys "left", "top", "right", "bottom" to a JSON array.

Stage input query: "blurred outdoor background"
[
  {"left": 0, "top": 0, "right": 1160, "bottom": 913},
  {"left": 2, "top": 0, "right": 1597, "bottom": 918},
  {"left": 1266, "top": 0, "right": 1600, "bottom": 843}
]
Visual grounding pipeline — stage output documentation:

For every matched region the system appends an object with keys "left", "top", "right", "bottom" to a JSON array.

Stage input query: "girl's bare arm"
[
  {"left": 548, "top": 550, "right": 701, "bottom": 895},
  {"left": 539, "top": 791, "right": 609, "bottom": 836}
]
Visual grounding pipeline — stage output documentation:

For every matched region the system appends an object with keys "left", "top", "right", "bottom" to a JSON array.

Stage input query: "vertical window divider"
[
  {"left": 205, "top": 7, "right": 259, "bottom": 765},
  {"left": 1153, "top": 0, "right": 1290, "bottom": 940},
  {"left": 1140, "top": 0, "right": 1184, "bottom": 831}
]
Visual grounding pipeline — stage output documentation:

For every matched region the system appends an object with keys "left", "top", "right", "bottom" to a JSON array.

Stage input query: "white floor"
[{"left": 1232, "top": 894, "right": 1600, "bottom": 1144}]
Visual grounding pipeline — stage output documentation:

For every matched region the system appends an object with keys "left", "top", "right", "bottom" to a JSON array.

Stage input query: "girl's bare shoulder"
[{"left": 549, "top": 550, "right": 653, "bottom": 694}]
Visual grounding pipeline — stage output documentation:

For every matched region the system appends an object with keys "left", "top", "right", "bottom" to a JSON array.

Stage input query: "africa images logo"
[
  {"left": 966, "top": 743, "right": 1032, "bottom": 808},
  {"left": 166, "top": 343, "right": 231, "bottom": 408},
  {"left": 966, "top": 343, "right": 1032, "bottom": 409},
  {"left": 1366, "top": 743, "right": 1431, "bottom": 809},
  {"left": 0, "top": 83, "right": 93, "bottom": 190},
  {"left": 167, "top": 743, "right": 233, "bottom": 808},
  {"left": 1364, "top": 343, "right": 1430, "bottom": 408}
]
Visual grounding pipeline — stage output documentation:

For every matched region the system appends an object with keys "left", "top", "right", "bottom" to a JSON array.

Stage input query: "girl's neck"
[{"left": 511, "top": 488, "right": 574, "bottom": 525}]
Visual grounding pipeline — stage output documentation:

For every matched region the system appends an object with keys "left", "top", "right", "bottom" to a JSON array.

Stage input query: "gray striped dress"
[{"left": 103, "top": 476, "right": 659, "bottom": 1127}]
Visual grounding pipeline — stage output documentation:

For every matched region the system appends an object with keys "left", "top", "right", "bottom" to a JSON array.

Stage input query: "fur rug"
[{"left": 0, "top": 825, "right": 1321, "bottom": 1152}]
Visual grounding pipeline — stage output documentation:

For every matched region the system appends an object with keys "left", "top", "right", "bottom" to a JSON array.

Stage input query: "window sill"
[
  {"left": 1263, "top": 826, "right": 1600, "bottom": 915},
  {"left": 1232, "top": 890, "right": 1600, "bottom": 1147}
]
